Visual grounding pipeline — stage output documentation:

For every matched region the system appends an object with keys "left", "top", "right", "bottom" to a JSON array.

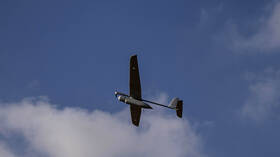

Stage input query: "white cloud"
[
  {"left": 0, "top": 143, "right": 16, "bottom": 157},
  {"left": 230, "top": 1, "right": 280, "bottom": 52},
  {"left": 0, "top": 97, "right": 205, "bottom": 157},
  {"left": 240, "top": 68, "right": 280, "bottom": 122}
]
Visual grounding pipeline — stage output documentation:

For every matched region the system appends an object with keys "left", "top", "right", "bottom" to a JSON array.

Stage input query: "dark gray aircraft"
[{"left": 115, "top": 55, "right": 183, "bottom": 126}]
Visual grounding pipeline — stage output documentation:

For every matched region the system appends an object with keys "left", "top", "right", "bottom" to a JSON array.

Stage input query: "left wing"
[{"left": 130, "top": 105, "right": 141, "bottom": 126}]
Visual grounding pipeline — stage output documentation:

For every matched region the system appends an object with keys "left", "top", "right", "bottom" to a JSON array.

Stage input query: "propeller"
[{"left": 114, "top": 90, "right": 118, "bottom": 98}]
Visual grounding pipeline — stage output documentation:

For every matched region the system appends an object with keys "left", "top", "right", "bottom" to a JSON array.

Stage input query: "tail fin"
[
  {"left": 168, "top": 98, "right": 183, "bottom": 118},
  {"left": 169, "top": 98, "right": 179, "bottom": 109}
]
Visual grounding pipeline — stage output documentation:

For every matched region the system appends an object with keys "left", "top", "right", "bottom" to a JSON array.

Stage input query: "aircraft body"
[{"left": 115, "top": 55, "right": 183, "bottom": 126}]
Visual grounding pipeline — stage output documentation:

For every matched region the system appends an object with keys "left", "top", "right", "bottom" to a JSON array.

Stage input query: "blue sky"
[{"left": 1, "top": 0, "right": 280, "bottom": 157}]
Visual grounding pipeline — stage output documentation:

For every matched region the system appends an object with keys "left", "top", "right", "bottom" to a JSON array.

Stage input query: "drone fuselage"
[{"left": 117, "top": 95, "right": 152, "bottom": 109}]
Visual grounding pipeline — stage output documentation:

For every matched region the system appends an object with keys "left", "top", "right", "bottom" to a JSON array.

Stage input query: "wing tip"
[
  {"left": 133, "top": 122, "right": 140, "bottom": 127},
  {"left": 130, "top": 54, "right": 138, "bottom": 59},
  {"left": 132, "top": 118, "right": 140, "bottom": 126}
]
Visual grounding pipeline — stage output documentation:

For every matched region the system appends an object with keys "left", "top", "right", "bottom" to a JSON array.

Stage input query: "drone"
[{"left": 115, "top": 55, "right": 183, "bottom": 126}]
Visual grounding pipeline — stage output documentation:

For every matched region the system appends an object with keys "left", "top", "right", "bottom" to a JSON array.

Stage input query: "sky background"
[{"left": 1, "top": 0, "right": 280, "bottom": 157}]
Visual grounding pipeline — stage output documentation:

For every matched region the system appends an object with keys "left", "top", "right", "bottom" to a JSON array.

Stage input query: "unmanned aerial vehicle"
[{"left": 115, "top": 55, "right": 183, "bottom": 126}]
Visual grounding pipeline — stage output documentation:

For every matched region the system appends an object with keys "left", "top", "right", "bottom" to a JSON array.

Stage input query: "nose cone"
[{"left": 117, "top": 95, "right": 126, "bottom": 102}]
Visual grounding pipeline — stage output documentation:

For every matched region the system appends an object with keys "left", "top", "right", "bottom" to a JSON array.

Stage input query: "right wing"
[
  {"left": 129, "top": 55, "right": 142, "bottom": 126},
  {"left": 129, "top": 55, "right": 142, "bottom": 99}
]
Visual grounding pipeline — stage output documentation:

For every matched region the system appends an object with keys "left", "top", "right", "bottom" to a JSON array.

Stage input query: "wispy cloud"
[
  {"left": 0, "top": 97, "right": 205, "bottom": 157},
  {"left": 229, "top": 1, "right": 280, "bottom": 53},
  {"left": 199, "top": 3, "right": 223, "bottom": 27},
  {"left": 240, "top": 68, "right": 280, "bottom": 122},
  {"left": 26, "top": 80, "right": 40, "bottom": 90}
]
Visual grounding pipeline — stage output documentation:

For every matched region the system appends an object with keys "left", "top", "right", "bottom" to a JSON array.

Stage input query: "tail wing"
[
  {"left": 168, "top": 98, "right": 183, "bottom": 118},
  {"left": 176, "top": 100, "right": 183, "bottom": 118}
]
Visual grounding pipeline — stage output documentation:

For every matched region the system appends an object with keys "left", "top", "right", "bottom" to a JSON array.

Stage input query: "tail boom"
[{"left": 142, "top": 97, "right": 183, "bottom": 118}]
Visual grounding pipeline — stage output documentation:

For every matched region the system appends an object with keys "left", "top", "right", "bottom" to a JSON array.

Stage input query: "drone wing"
[
  {"left": 129, "top": 55, "right": 141, "bottom": 99},
  {"left": 129, "top": 55, "right": 142, "bottom": 126},
  {"left": 130, "top": 105, "right": 141, "bottom": 126}
]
